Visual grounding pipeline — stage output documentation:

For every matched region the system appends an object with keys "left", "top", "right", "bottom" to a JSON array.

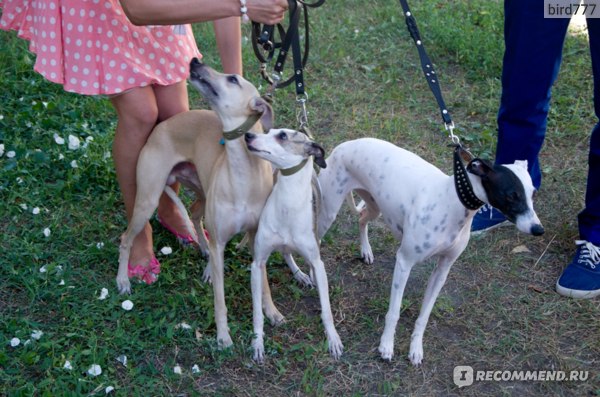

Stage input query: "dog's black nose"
[
  {"left": 531, "top": 224, "right": 545, "bottom": 236},
  {"left": 245, "top": 133, "right": 255, "bottom": 142},
  {"left": 190, "top": 57, "right": 203, "bottom": 67}
]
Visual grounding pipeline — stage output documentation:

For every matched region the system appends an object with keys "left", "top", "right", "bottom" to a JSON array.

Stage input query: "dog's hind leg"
[
  {"left": 354, "top": 189, "right": 380, "bottom": 265},
  {"left": 378, "top": 247, "right": 414, "bottom": 361},
  {"left": 282, "top": 252, "right": 314, "bottom": 287}
]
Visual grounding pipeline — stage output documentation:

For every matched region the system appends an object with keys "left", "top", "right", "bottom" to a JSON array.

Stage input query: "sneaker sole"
[
  {"left": 556, "top": 282, "right": 600, "bottom": 299},
  {"left": 470, "top": 220, "right": 510, "bottom": 236}
]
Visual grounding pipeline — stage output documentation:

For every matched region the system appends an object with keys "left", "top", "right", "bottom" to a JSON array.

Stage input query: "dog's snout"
[
  {"left": 531, "top": 224, "right": 545, "bottom": 236},
  {"left": 190, "top": 57, "right": 203, "bottom": 67},
  {"left": 245, "top": 133, "right": 256, "bottom": 143}
]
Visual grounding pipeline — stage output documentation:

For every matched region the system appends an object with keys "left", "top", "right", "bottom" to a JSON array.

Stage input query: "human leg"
[
  {"left": 111, "top": 86, "right": 160, "bottom": 271},
  {"left": 556, "top": 17, "right": 600, "bottom": 298},
  {"left": 472, "top": 0, "right": 570, "bottom": 233}
]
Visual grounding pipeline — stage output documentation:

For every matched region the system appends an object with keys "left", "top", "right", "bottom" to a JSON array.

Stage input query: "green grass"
[{"left": 2, "top": 0, "right": 600, "bottom": 396}]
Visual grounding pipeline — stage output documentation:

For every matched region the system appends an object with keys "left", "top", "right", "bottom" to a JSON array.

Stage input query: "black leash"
[
  {"left": 251, "top": 0, "right": 325, "bottom": 136},
  {"left": 397, "top": 0, "right": 457, "bottom": 143},
  {"left": 398, "top": 0, "right": 486, "bottom": 210}
]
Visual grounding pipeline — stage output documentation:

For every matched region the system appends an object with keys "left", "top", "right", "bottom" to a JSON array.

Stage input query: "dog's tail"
[
  {"left": 163, "top": 186, "right": 200, "bottom": 246},
  {"left": 345, "top": 192, "right": 365, "bottom": 214}
]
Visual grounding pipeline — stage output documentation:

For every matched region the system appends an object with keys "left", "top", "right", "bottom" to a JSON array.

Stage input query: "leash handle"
[{"left": 398, "top": 0, "right": 454, "bottom": 132}]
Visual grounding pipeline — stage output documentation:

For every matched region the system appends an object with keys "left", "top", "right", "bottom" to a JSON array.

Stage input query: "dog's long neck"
[{"left": 446, "top": 173, "right": 489, "bottom": 214}]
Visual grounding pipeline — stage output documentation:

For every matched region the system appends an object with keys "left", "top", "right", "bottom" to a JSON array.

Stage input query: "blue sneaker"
[
  {"left": 471, "top": 204, "right": 510, "bottom": 235},
  {"left": 556, "top": 240, "right": 600, "bottom": 299}
]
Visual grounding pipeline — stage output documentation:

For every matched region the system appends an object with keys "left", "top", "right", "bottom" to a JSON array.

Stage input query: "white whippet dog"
[
  {"left": 117, "top": 59, "right": 305, "bottom": 349},
  {"left": 244, "top": 128, "right": 344, "bottom": 363},
  {"left": 316, "top": 137, "right": 544, "bottom": 365}
]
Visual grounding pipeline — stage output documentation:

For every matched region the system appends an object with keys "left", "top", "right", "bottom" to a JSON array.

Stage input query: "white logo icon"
[{"left": 454, "top": 365, "right": 474, "bottom": 388}]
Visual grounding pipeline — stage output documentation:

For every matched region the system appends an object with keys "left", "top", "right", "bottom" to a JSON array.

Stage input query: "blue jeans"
[{"left": 497, "top": 0, "right": 600, "bottom": 245}]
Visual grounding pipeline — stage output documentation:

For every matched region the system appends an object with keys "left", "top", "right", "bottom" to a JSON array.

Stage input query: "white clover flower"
[
  {"left": 105, "top": 386, "right": 115, "bottom": 394},
  {"left": 10, "top": 337, "right": 20, "bottom": 347},
  {"left": 121, "top": 300, "right": 134, "bottom": 311},
  {"left": 70, "top": 160, "right": 78, "bottom": 168},
  {"left": 20, "top": 203, "right": 28, "bottom": 210},
  {"left": 39, "top": 265, "right": 48, "bottom": 273},
  {"left": 96, "top": 242, "right": 105, "bottom": 249},
  {"left": 116, "top": 355, "right": 127, "bottom": 367},
  {"left": 98, "top": 288, "right": 109, "bottom": 300},
  {"left": 175, "top": 322, "right": 192, "bottom": 330},
  {"left": 32, "top": 207, "right": 40, "bottom": 215},
  {"left": 31, "top": 330, "right": 43, "bottom": 340},
  {"left": 42, "top": 102, "right": 48, "bottom": 108},
  {"left": 173, "top": 365, "right": 182, "bottom": 375},
  {"left": 192, "top": 364, "right": 200, "bottom": 374},
  {"left": 59, "top": 279, "right": 65, "bottom": 285},
  {"left": 160, "top": 246, "right": 173, "bottom": 255},
  {"left": 58, "top": 153, "right": 64, "bottom": 160},
  {"left": 26, "top": 122, "right": 32, "bottom": 128},
  {"left": 0, "top": 114, "right": 4, "bottom": 120},
  {"left": 7, "top": 150, "right": 16, "bottom": 158},
  {"left": 0, "top": 143, "right": 4, "bottom": 156},
  {"left": 16, "top": 177, "right": 23, "bottom": 184},
  {"left": 63, "top": 360, "right": 73, "bottom": 370},
  {"left": 87, "top": 364, "right": 102, "bottom": 376},
  {"left": 54, "top": 133, "right": 65, "bottom": 145},
  {"left": 68, "top": 135, "right": 80, "bottom": 150},
  {"left": 43, "top": 228, "right": 51, "bottom": 238}
]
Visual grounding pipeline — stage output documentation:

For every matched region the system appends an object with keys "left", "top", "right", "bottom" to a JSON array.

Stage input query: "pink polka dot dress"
[{"left": 0, "top": 0, "right": 201, "bottom": 95}]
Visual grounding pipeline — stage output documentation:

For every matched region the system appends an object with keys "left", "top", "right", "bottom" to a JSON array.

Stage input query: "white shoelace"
[
  {"left": 478, "top": 204, "right": 494, "bottom": 218},
  {"left": 575, "top": 240, "right": 600, "bottom": 269}
]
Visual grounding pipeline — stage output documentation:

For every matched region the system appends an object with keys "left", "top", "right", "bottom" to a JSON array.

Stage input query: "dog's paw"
[
  {"left": 408, "top": 350, "right": 424, "bottom": 367},
  {"left": 217, "top": 333, "right": 233, "bottom": 349},
  {"left": 409, "top": 340, "right": 424, "bottom": 366},
  {"left": 328, "top": 336, "right": 344, "bottom": 360},
  {"left": 252, "top": 338, "right": 265, "bottom": 364},
  {"left": 266, "top": 309, "right": 285, "bottom": 326},
  {"left": 202, "top": 266, "right": 212, "bottom": 284},
  {"left": 361, "top": 249, "right": 374, "bottom": 265},
  {"left": 378, "top": 342, "right": 394, "bottom": 362},
  {"left": 116, "top": 277, "right": 132, "bottom": 295},
  {"left": 294, "top": 270, "right": 315, "bottom": 288}
]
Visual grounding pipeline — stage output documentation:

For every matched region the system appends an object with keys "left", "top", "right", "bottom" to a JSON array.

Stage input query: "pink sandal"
[
  {"left": 156, "top": 215, "right": 210, "bottom": 245},
  {"left": 156, "top": 215, "right": 197, "bottom": 246},
  {"left": 128, "top": 257, "right": 161, "bottom": 285}
]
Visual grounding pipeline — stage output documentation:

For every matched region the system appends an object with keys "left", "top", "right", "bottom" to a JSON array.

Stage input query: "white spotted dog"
[
  {"left": 316, "top": 137, "right": 544, "bottom": 365},
  {"left": 245, "top": 129, "right": 344, "bottom": 363}
]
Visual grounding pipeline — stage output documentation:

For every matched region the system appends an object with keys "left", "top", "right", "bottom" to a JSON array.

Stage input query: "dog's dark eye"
[
  {"left": 227, "top": 75, "right": 239, "bottom": 85},
  {"left": 278, "top": 131, "right": 288, "bottom": 140}
]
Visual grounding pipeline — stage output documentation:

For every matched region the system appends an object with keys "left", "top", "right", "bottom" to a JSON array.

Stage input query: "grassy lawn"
[{"left": 1, "top": 0, "right": 599, "bottom": 395}]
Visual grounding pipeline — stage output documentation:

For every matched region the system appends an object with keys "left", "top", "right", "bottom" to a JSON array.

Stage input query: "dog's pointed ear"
[
  {"left": 467, "top": 158, "right": 494, "bottom": 178},
  {"left": 249, "top": 96, "right": 273, "bottom": 132},
  {"left": 307, "top": 142, "right": 327, "bottom": 168}
]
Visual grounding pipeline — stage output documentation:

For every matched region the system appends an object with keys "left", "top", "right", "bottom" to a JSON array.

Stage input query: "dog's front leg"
[
  {"left": 379, "top": 248, "right": 413, "bottom": 361},
  {"left": 210, "top": 243, "right": 233, "bottom": 348},
  {"left": 300, "top": 244, "right": 343, "bottom": 359},
  {"left": 250, "top": 257, "right": 267, "bottom": 363},
  {"left": 409, "top": 243, "right": 466, "bottom": 366}
]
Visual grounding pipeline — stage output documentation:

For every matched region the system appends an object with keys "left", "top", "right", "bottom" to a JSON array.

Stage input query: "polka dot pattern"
[{"left": 0, "top": 0, "right": 201, "bottom": 95}]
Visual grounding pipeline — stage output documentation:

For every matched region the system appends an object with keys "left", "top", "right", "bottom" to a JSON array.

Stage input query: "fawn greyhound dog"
[
  {"left": 117, "top": 59, "right": 305, "bottom": 348},
  {"left": 316, "top": 137, "right": 544, "bottom": 365},
  {"left": 244, "top": 129, "right": 344, "bottom": 362}
]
